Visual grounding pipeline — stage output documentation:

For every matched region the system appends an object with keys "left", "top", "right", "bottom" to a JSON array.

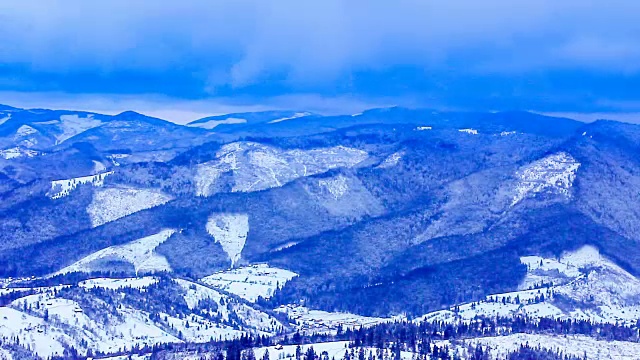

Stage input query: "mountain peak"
[{"left": 0, "top": 104, "right": 23, "bottom": 111}]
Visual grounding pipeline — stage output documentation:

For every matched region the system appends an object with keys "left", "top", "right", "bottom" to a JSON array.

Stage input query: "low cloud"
[{"left": 0, "top": 1, "right": 638, "bottom": 112}]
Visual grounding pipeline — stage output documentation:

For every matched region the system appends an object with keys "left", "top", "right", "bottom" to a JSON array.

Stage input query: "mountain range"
[{"left": 1, "top": 104, "right": 640, "bottom": 358}]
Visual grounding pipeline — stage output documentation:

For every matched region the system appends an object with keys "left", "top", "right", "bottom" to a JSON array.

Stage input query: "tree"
[
  {"left": 246, "top": 348, "right": 256, "bottom": 360},
  {"left": 305, "top": 346, "right": 317, "bottom": 360},
  {"left": 296, "top": 345, "right": 303, "bottom": 360},
  {"left": 263, "top": 349, "right": 270, "bottom": 360}
]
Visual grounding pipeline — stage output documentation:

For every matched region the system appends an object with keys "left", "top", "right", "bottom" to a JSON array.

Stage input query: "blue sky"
[{"left": 1, "top": 0, "right": 639, "bottom": 122}]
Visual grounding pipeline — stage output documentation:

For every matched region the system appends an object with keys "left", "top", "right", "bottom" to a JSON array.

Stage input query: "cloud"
[{"left": 0, "top": 1, "right": 639, "bottom": 112}]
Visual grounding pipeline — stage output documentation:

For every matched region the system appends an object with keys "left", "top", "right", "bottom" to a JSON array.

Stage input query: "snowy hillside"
[
  {"left": 0, "top": 146, "right": 41, "bottom": 160},
  {"left": 52, "top": 114, "right": 103, "bottom": 144},
  {"left": 268, "top": 112, "right": 311, "bottom": 124},
  {"left": 79, "top": 276, "right": 159, "bottom": 291},
  {"left": 87, "top": 186, "right": 173, "bottom": 227},
  {"left": 274, "top": 305, "right": 400, "bottom": 333},
  {"left": 303, "top": 174, "right": 384, "bottom": 217},
  {"left": 49, "top": 171, "right": 113, "bottom": 199},
  {"left": 376, "top": 151, "right": 404, "bottom": 169},
  {"left": 188, "top": 117, "right": 247, "bottom": 130},
  {"left": 461, "top": 333, "right": 640, "bottom": 360},
  {"left": 206, "top": 213, "right": 249, "bottom": 267},
  {"left": 511, "top": 152, "right": 581, "bottom": 206},
  {"left": 200, "top": 264, "right": 298, "bottom": 302},
  {"left": 0, "top": 274, "right": 288, "bottom": 358},
  {"left": 417, "top": 245, "right": 640, "bottom": 325},
  {"left": 195, "top": 142, "right": 368, "bottom": 196},
  {"left": 4, "top": 106, "right": 640, "bottom": 359},
  {"left": 57, "top": 230, "right": 176, "bottom": 275}
]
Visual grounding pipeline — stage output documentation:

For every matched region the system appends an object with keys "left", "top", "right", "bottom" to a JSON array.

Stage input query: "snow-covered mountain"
[{"left": 2, "top": 104, "right": 640, "bottom": 358}]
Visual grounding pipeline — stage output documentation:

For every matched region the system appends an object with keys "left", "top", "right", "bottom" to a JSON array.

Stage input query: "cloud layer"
[{"left": 0, "top": 0, "right": 639, "bottom": 113}]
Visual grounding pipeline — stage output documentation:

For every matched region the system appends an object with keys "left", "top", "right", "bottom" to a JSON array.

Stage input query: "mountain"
[
  {"left": 187, "top": 110, "right": 314, "bottom": 131},
  {"left": 1, "top": 104, "right": 640, "bottom": 358}
]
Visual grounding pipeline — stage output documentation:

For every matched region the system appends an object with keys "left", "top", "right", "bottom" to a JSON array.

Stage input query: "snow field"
[
  {"left": 49, "top": 171, "right": 113, "bottom": 199},
  {"left": 206, "top": 213, "right": 249, "bottom": 267},
  {"left": 57, "top": 229, "right": 176, "bottom": 275},
  {"left": 87, "top": 186, "right": 173, "bottom": 227},
  {"left": 511, "top": 152, "right": 581, "bottom": 206},
  {"left": 195, "top": 142, "right": 368, "bottom": 196},
  {"left": 200, "top": 264, "right": 298, "bottom": 302}
]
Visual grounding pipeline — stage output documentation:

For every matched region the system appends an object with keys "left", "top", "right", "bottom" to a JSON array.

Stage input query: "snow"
[
  {"left": 188, "top": 117, "right": 247, "bottom": 130},
  {"left": 162, "top": 311, "right": 244, "bottom": 342},
  {"left": 519, "top": 254, "right": 581, "bottom": 290},
  {"left": 251, "top": 341, "right": 417, "bottom": 360},
  {"left": 511, "top": 152, "right": 581, "bottom": 207},
  {"left": 57, "top": 229, "right": 176, "bottom": 275},
  {"left": 174, "top": 279, "right": 284, "bottom": 334},
  {"left": 459, "top": 128, "right": 478, "bottom": 135},
  {"left": 79, "top": 277, "right": 159, "bottom": 291},
  {"left": 15, "top": 125, "right": 37, "bottom": 137},
  {"left": 0, "top": 285, "right": 69, "bottom": 297},
  {"left": 0, "top": 113, "right": 11, "bottom": 126},
  {"left": 200, "top": 264, "right": 298, "bottom": 302},
  {"left": 376, "top": 151, "right": 404, "bottom": 169},
  {"left": 0, "top": 147, "right": 41, "bottom": 159},
  {"left": 54, "top": 114, "right": 102, "bottom": 144},
  {"left": 268, "top": 112, "right": 311, "bottom": 124},
  {"left": 275, "top": 305, "right": 399, "bottom": 333},
  {"left": 174, "top": 279, "right": 228, "bottom": 310},
  {"left": 555, "top": 246, "right": 640, "bottom": 308},
  {"left": 317, "top": 175, "right": 349, "bottom": 200},
  {"left": 467, "top": 333, "right": 640, "bottom": 360},
  {"left": 0, "top": 306, "right": 75, "bottom": 359},
  {"left": 0, "top": 348, "right": 12, "bottom": 360},
  {"left": 93, "top": 160, "right": 107, "bottom": 173},
  {"left": 415, "top": 126, "right": 432, "bottom": 131},
  {"left": 418, "top": 245, "right": 640, "bottom": 326},
  {"left": 87, "top": 186, "right": 173, "bottom": 227},
  {"left": 0, "top": 274, "right": 288, "bottom": 358},
  {"left": 108, "top": 153, "right": 130, "bottom": 166},
  {"left": 49, "top": 171, "right": 113, "bottom": 199},
  {"left": 5, "top": 295, "right": 181, "bottom": 357},
  {"left": 206, "top": 213, "right": 249, "bottom": 267},
  {"left": 32, "top": 120, "right": 60, "bottom": 125},
  {"left": 195, "top": 142, "right": 368, "bottom": 196}
]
